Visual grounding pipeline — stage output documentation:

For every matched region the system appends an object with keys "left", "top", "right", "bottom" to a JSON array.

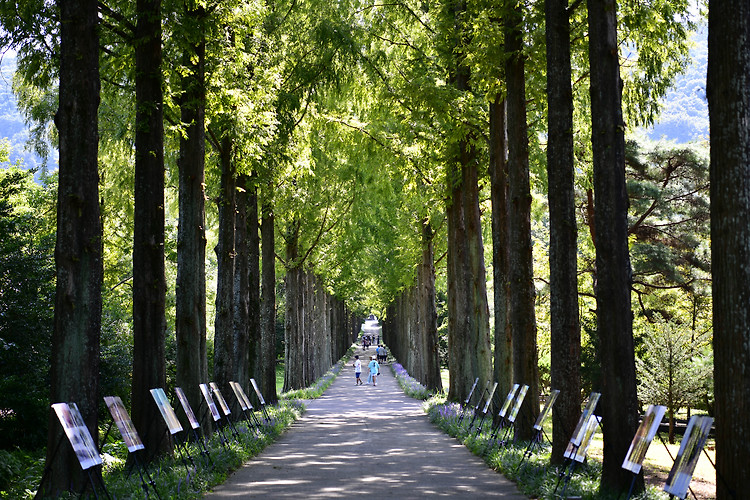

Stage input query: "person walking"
[
  {"left": 368, "top": 355, "right": 380, "bottom": 387},
  {"left": 353, "top": 355, "right": 363, "bottom": 385}
]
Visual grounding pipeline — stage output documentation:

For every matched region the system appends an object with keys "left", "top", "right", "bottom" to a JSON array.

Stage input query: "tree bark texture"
[
  {"left": 213, "top": 135, "right": 236, "bottom": 397},
  {"left": 545, "top": 0, "right": 582, "bottom": 465},
  {"left": 43, "top": 0, "right": 101, "bottom": 494},
  {"left": 489, "top": 97, "right": 513, "bottom": 398},
  {"left": 176, "top": 10, "right": 209, "bottom": 431},
  {"left": 260, "top": 198, "right": 278, "bottom": 403},
  {"left": 587, "top": 0, "right": 641, "bottom": 491},
  {"left": 707, "top": 0, "right": 750, "bottom": 496},
  {"left": 131, "top": 0, "right": 168, "bottom": 461},
  {"left": 505, "top": 0, "right": 540, "bottom": 441}
]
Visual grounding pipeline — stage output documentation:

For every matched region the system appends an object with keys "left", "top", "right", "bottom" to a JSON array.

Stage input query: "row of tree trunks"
[
  {"left": 283, "top": 259, "right": 352, "bottom": 391},
  {"left": 41, "top": 0, "right": 102, "bottom": 493},
  {"left": 382, "top": 219, "right": 442, "bottom": 392}
]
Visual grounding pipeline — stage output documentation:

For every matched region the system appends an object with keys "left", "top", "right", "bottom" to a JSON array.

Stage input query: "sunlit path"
[{"left": 205, "top": 346, "right": 526, "bottom": 499}]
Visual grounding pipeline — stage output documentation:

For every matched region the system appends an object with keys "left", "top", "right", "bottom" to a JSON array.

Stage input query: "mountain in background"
[
  {"left": 645, "top": 26, "right": 709, "bottom": 143},
  {"left": 0, "top": 54, "right": 47, "bottom": 171},
  {"left": 0, "top": 27, "right": 709, "bottom": 172}
]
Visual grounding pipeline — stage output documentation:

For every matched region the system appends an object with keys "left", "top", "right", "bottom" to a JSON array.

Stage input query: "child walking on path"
[
  {"left": 353, "top": 355, "right": 363, "bottom": 385},
  {"left": 368, "top": 355, "right": 380, "bottom": 387}
]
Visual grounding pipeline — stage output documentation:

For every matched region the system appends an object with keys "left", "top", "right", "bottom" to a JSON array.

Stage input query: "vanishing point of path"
[{"left": 205, "top": 348, "right": 527, "bottom": 499}]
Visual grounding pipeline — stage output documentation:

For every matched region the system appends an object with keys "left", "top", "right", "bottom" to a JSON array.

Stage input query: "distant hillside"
[
  {"left": 645, "top": 26, "right": 709, "bottom": 143},
  {"left": 0, "top": 55, "right": 48, "bottom": 171}
]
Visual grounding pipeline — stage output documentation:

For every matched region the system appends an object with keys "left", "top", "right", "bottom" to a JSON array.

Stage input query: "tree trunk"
[
  {"left": 247, "top": 177, "right": 261, "bottom": 388},
  {"left": 445, "top": 0, "right": 492, "bottom": 403},
  {"left": 213, "top": 135, "right": 236, "bottom": 396},
  {"left": 707, "top": 1, "right": 750, "bottom": 495},
  {"left": 420, "top": 219, "right": 442, "bottom": 392},
  {"left": 284, "top": 222, "right": 305, "bottom": 391},
  {"left": 234, "top": 173, "right": 250, "bottom": 393},
  {"left": 587, "top": 0, "right": 641, "bottom": 491},
  {"left": 131, "top": 0, "right": 168, "bottom": 460},
  {"left": 489, "top": 96, "right": 513, "bottom": 399},
  {"left": 42, "top": 0, "right": 101, "bottom": 494},
  {"left": 260, "top": 195, "right": 278, "bottom": 403},
  {"left": 176, "top": 7, "right": 209, "bottom": 431},
  {"left": 505, "top": 0, "right": 540, "bottom": 441},
  {"left": 545, "top": 0, "right": 582, "bottom": 464}
]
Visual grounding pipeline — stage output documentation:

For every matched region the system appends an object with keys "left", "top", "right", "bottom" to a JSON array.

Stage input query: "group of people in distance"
[{"left": 353, "top": 344, "right": 387, "bottom": 386}]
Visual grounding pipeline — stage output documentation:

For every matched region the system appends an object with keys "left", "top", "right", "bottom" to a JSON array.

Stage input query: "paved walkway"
[{"left": 205, "top": 348, "right": 526, "bottom": 499}]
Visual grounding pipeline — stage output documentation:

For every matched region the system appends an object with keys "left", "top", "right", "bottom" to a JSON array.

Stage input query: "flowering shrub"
[{"left": 390, "top": 362, "right": 433, "bottom": 400}]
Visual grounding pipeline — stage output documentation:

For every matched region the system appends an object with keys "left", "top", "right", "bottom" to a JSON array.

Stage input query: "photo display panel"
[
  {"left": 250, "top": 378, "right": 265, "bottom": 405},
  {"left": 209, "top": 382, "right": 232, "bottom": 416},
  {"left": 622, "top": 405, "right": 667, "bottom": 473},
  {"left": 498, "top": 384, "right": 520, "bottom": 418},
  {"left": 464, "top": 378, "right": 480, "bottom": 406},
  {"left": 174, "top": 387, "right": 201, "bottom": 430},
  {"left": 200, "top": 383, "right": 222, "bottom": 421},
  {"left": 533, "top": 389, "right": 560, "bottom": 431},
  {"left": 570, "top": 392, "right": 601, "bottom": 447},
  {"left": 482, "top": 382, "right": 498, "bottom": 414},
  {"left": 664, "top": 415, "right": 714, "bottom": 498},
  {"left": 230, "top": 381, "right": 252, "bottom": 410},
  {"left": 565, "top": 413, "right": 599, "bottom": 463},
  {"left": 508, "top": 385, "right": 529, "bottom": 423},
  {"left": 149, "top": 388, "right": 183, "bottom": 435},
  {"left": 103, "top": 396, "right": 144, "bottom": 452},
  {"left": 52, "top": 402, "right": 103, "bottom": 471}
]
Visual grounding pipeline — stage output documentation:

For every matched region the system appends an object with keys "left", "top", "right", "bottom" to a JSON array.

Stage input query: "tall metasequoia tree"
[
  {"left": 545, "top": 0, "right": 581, "bottom": 464},
  {"left": 259, "top": 188, "right": 278, "bottom": 404},
  {"left": 213, "top": 135, "right": 236, "bottom": 396},
  {"left": 41, "top": 0, "right": 102, "bottom": 494},
  {"left": 131, "top": 0, "right": 168, "bottom": 459},
  {"left": 588, "top": 0, "right": 641, "bottom": 492},
  {"left": 490, "top": 97, "right": 513, "bottom": 399},
  {"left": 505, "top": 0, "right": 539, "bottom": 440},
  {"left": 444, "top": 0, "right": 493, "bottom": 403},
  {"left": 707, "top": 0, "right": 750, "bottom": 496},
  {"left": 176, "top": 3, "right": 209, "bottom": 430}
]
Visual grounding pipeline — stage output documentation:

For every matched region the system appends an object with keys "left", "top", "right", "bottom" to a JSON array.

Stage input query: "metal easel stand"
[
  {"left": 516, "top": 427, "right": 544, "bottom": 472},
  {"left": 552, "top": 454, "right": 578, "bottom": 499},
  {"left": 34, "top": 432, "right": 112, "bottom": 500},
  {"left": 199, "top": 401, "right": 230, "bottom": 451},
  {"left": 129, "top": 451, "right": 163, "bottom": 499}
]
